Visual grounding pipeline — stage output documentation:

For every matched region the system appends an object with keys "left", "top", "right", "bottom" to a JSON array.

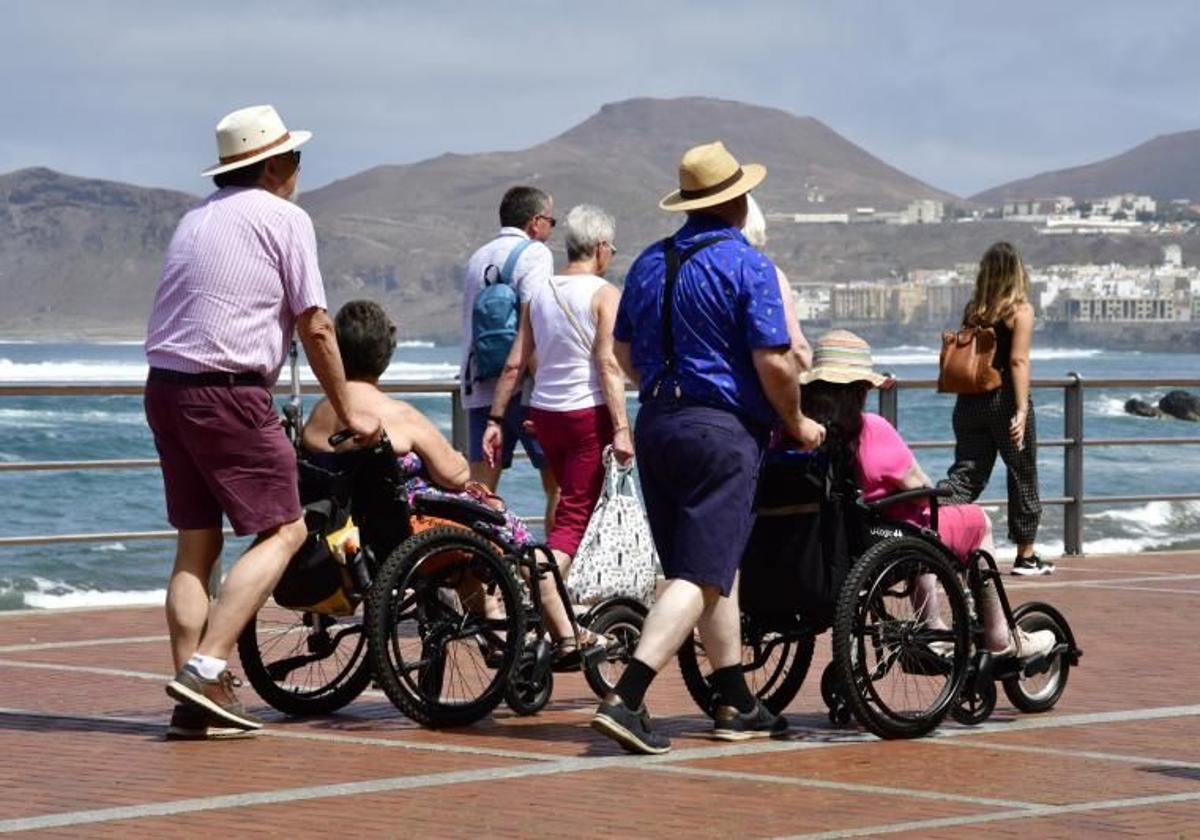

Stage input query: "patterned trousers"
[{"left": 939, "top": 383, "right": 1042, "bottom": 544}]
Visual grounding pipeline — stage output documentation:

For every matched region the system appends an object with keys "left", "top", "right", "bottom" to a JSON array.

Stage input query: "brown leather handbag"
[{"left": 937, "top": 326, "right": 1002, "bottom": 394}]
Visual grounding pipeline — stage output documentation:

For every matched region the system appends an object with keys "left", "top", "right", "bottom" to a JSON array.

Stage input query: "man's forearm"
[
  {"left": 754, "top": 348, "right": 803, "bottom": 430},
  {"left": 298, "top": 310, "right": 352, "bottom": 421}
]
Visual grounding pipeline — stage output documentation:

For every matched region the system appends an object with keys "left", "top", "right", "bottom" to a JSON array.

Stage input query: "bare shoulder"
[{"left": 1010, "top": 301, "right": 1035, "bottom": 327}]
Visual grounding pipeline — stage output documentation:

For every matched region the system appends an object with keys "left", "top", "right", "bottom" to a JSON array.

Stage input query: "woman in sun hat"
[{"left": 799, "top": 330, "right": 1055, "bottom": 659}]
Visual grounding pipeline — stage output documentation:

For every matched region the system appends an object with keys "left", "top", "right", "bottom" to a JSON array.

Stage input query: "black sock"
[
  {"left": 612, "top": 657, "right": 657, "bottom": 709},
  {"left": 710, "top": 665, "right": 756, "bottom": 713}
]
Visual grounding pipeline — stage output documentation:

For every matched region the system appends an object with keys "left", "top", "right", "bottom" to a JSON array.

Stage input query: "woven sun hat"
[
  {"left": 200, "top": 105, "right": 312, "bottom": 177},
  {"left": 658, "top": 141, "right": 767, "bottom": 212},
  {"left": 799, "top": 329, "right": 893, "bottom": 389}
]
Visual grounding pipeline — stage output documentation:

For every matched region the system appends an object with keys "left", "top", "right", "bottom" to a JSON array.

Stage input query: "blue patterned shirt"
[{"left": 613, "top": 213, "right": 789, "bottom": 426}]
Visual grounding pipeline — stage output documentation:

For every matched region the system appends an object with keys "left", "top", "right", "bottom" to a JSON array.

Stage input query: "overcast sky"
[{"left": 2, "top": 1, "right": 1197, "bottom": 198}]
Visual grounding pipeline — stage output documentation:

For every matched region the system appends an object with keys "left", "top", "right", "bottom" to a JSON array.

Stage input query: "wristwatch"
[{"left": 487, "top": 414, "right": 505, "bottom": 426}]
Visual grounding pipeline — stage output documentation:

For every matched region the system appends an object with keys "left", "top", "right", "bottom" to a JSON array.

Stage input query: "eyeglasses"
[
  {"left": 536, "top": 214, "right": 557, "bottom": 228},
  {"left": 602, "top": 241, "right": 618, "bottom": 255}
]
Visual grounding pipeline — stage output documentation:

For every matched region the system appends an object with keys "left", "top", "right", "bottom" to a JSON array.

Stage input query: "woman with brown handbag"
[{"left": 939, "top": 242, "right": 1053, "bottom": 576}]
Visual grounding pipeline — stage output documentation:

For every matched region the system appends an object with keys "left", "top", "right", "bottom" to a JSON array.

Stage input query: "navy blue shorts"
[
  {"left": 467, "top": 403, "right": 547, "bottom": 470},
  {"left": 634, "top": 400, "right": 766, "bottom": 597}
]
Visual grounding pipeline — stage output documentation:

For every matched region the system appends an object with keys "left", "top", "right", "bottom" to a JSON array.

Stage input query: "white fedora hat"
[
  {"left": 659, "top": 141, "right": 766, "bottom": 212},
  {"left": 200, "top": 104, "right": 312, "bottom": 177}
]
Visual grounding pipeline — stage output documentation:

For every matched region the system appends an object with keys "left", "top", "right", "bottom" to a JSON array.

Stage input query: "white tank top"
[{"left": 529, "top": 273, "right": 608, "bottom": 412}]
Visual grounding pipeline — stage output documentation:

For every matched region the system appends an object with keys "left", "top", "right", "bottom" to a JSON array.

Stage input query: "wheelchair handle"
[{"left": 862, "top": 485, "right": 953, "bottom": 513}]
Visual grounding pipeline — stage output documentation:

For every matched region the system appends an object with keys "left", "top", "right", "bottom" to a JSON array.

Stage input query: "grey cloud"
[{"left": 1, "top": 1, "right": 1198, "bottom": 197}]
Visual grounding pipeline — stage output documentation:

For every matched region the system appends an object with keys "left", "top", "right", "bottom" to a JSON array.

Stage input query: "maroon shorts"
[
  {"left": 144, "top": 378, "right": 300, "bottom": 536},
  {"left": 528, "top": 405, "right": 614, "bottom": 557}
]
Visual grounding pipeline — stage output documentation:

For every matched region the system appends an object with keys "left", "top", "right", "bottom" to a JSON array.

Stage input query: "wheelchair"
[
  {"left": 238, "top": 431, "right": 646, "bottom": 726},
  {"left": 677, "top": 443, "right": 1082, "bottom": 740}
]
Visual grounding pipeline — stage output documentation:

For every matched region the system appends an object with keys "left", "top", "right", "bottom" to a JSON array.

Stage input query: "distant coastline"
[{"left": 4, "top": 319, "right": 1200, "bottom": 353}]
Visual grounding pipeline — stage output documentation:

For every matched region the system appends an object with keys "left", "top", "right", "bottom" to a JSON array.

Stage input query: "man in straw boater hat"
[
  {"left": 592, "top": 141, "right": 826, "bottom": 754},
  {"left": 145, "top": 105, "right": 379, "bottom": 739}
]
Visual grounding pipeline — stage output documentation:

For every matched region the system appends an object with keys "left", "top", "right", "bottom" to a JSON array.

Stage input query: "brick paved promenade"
[{"left": 1, "top": 551, "right": 1197, "bottom": 838}]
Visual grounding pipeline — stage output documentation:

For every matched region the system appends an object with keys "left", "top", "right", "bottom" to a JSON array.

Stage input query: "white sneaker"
[{"left": 994, "top": 628, "right": 1057, "bottom": 658}]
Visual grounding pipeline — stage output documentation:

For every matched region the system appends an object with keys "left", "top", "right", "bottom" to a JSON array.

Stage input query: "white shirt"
[
  {"left": 529, "top": 273, "right": 609, "bottom": 412},
  {"left": 458, "top": 227, "right": 554, "bottom": 409}
]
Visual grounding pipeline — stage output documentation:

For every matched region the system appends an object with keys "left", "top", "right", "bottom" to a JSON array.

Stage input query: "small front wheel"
[
  {"left": 1002, "top": 602, "right": 1073, "bottom": 713},
  {"left": 582, "top": 604, "right": 646, "bottom": 700}
]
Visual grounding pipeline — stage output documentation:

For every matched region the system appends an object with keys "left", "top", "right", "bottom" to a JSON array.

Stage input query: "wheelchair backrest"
[{"left": 297, "top": 439, "right": 413, "bottom": 562}]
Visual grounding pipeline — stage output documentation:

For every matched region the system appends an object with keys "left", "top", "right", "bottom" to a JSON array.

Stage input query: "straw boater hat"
[
  {"left": 659, "top": 141, "right": 767, "bottom": 212},
  {"left": 800, "top": 330, "right": 893, "bottom": 389},
  {"left": 200, "top": 105, "right": 312, "bottom": 177}
]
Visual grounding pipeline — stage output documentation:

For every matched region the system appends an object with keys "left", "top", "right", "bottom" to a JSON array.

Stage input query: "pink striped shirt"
[{"left": 144, "top": 187, "right": 327, "bottom": 384}]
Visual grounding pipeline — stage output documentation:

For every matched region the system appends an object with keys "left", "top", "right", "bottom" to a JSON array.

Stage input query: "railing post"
[
  {"left": 1064, "top": 372, "right": 1085, "bottom": 556},
  {"left": 451, "top": 389, "right": 468, "bottom": 454},
  {"left": 878, "top": 373, "right": 899, "bottom": 427}
]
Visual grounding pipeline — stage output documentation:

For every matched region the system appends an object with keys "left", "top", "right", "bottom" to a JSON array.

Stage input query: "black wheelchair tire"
[
  {"left": 581, "top": 603, "right": 647, "bottom": 700},
  {"left": 505, "top": 663, "right": 554, "bottom": 716},
  {"left": 1002, "top": 601, "right": 1073, "bottom": 713},
  {"left": 366, "top": 527, "right": 526, "bottom": 728},
  {"left": 833, "top": 536, "right": 971, "bottom": 739},
  {"left": 237, "top": 608, "right": 373, "bottom": 717},
  {"left": 677, "top": 626, "right": 814, "bottom": 716}
]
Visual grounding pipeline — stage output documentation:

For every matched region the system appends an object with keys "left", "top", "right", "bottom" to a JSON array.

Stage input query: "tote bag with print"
[{"left": 567, "top": 448, "right": 661, "bottom": 606}]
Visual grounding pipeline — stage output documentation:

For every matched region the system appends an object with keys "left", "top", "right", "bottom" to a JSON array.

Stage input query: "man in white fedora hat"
[
  {"left": 145, "top": 104, "right": 379, "bottom": 739},
  {"left": 592, "top": 141, "right": 825, "bottom": 754}
]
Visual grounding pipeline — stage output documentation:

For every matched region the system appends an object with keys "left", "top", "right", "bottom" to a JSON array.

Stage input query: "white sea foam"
[
  {"left": 396, "top": 340, "right": 436, "bottom": 349},
  {"left": 92, "top": 542, "right": 128, "bottom": 553},
  {"left": 1, "top": 576, "right": 166, "bottom": 610},
  {"left": 0, "top": 358, "right": 460, "bottom": 384},
  {"left": 870, "top": 345, "right": 1108, "bottom": 368},
  {"left": 0, "top": 408, "right": 147, "bottom": 427},
  {"left": 23, "top": 587, "right": 166, "bottom": 610}
]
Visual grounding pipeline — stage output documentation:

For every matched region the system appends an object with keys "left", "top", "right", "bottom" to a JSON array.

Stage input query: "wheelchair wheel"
[
  {"left": 237, "top": 605, "right": 372, "bottom": 716},
  {"left": 677, "top": 623, "right": 814, "bottom": 716},
  {"left": 820, "top": 660, "right": 852, "bottom": 727},
  {"left": 833, "top": 537, "right": 970, "bottom": 739},
  {"left": 582, "top": 604, "right": 646, "bottom": 700},
  {"left": 366, "top": 527, "right": 525, "bottom": 727},
  {"left": 1002, "top": 602, "right": 1073, "bottom": 713},
  {"left": 951, "top": 679, "right": 996, "bottom": 726},
  {"left": 505, "top": 640, "right": 554, "bottom": 716}
]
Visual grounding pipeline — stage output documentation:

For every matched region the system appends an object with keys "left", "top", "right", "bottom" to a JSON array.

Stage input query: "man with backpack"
[
  {"left": 459, "top": 186, "right": 558, "bottom": 523},
  {"left": 591, "top": 141, "right": 825, "bottom": 754}
]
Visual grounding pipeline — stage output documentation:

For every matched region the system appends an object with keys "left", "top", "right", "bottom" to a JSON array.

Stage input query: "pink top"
[
  {"left": 856, "top": 412, "right": 928, "bottom": 527},
  {"left": 144, "top": 187, "right": 327, "bottom": 384}
]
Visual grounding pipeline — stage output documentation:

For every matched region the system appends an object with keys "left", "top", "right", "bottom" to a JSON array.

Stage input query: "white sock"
[{"left": 187, "top": 653, "right": 226, "bottom": 680}]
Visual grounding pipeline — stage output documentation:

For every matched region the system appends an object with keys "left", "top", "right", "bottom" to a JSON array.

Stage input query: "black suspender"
[{"left": 656, "top": 236, "right": 727, "bottom": 398}]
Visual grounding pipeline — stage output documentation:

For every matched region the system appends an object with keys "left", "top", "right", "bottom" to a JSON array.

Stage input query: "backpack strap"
[
  {"left": 657, "top": 236, "right": 727, "bottom": 395},
  {"left": 498, "top": 239, "right": 535, "bottom": 286}
]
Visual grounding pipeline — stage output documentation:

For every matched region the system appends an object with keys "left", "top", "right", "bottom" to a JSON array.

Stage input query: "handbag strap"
[{"left": 547, "top": 276, "right": 595, "bottom": 352}]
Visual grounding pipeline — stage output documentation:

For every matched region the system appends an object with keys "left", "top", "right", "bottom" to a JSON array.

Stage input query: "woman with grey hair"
[
  {"left": 483, "top": 204, "right": 630, "bottom": 665},
  {"left": 744, "top": 194, "right": 812, "bottom": 370}
]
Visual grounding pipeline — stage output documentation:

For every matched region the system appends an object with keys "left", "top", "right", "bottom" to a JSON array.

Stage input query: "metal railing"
[{"left": 3, "top": 375, "right": 1200, "bottom": 556}]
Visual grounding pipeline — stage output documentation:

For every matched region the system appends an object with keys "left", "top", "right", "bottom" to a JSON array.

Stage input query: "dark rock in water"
[
  {"left": 1159, "top": 390, "right": 1200, "bottom": 421},
  {"left": 1124, "top": 398, "right": 1162, "bottom": 418}
]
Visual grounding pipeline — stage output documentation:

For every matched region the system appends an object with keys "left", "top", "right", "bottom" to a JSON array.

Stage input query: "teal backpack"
[{"left": 467, "top": 238, "right": 533, "bottom": 387}]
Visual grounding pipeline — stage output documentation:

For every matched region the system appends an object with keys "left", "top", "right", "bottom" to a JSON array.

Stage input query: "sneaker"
[
  {"left": 711, "top": 701, "right": 789, "bottom": 741},
  {"left": 591, "top": 693, "right": 671, "bottom": 755},
  {"left": 993, "top": 628, "right": 1058, "bottom": 659},
  {"left": 1011, "top": 555, "right": 1055, "bottom": 576},
  {"left": 165, "top": 703, "right": 256, "bottom": 741},
  {"left": 165, "top": 666, "right": 262, "bottom": 730}
]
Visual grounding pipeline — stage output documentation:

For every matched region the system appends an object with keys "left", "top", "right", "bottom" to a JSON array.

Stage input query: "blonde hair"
[{"left": 965, "top": 241, "right": 1029, "bottom": 326}]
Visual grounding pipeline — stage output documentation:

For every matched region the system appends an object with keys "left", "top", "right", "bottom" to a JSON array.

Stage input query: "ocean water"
[{"left": 0, "top": 340, "right": 1198, "bottom": 610}]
